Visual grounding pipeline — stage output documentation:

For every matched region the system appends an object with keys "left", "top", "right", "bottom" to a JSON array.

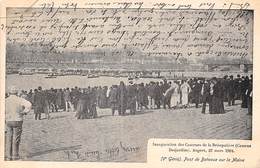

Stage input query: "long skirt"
[
  {"left": 181, "top": 93, "right": 189, "bottom": 105},
  {"left": 209, "top": 97, "right": 225, "bottom": 114},
  {"left": 247, "top": 97, "right": 252, "bottom": 115},
  {"left": 241, "top": 94, "right": 248, "bottom": 108},
  {"left": 75, "top": 102, "right": 87, "bottom": 119},
  {"left": 171, "top": 93, "right": 180, "bottom": 107}
]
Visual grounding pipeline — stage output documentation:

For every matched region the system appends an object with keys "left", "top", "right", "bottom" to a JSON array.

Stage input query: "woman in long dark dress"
[
  {"left": 247, "top": 78, "right": 253, "bottom": 115},
  {"left": 118, "top": 81, "right": 127, "bottom": 115},
  {"left": 241, "top": 76, "right": 249, "bottom": 108},
  {"left": 210, "top": 78, "right": 225, "bottom": 114},
  {"left": 75, "top": 91, "right": 89, "bottom": 119}
]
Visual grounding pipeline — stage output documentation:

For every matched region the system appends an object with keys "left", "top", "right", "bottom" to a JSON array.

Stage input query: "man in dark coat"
[
  {"left": 227, "top": 75, "right": 235, "bottom": 106},
  {"left": 234, "top": 74, "right": 242, "bottom": 100},
  {"left": 193, "top": 80, "right": 202, "bottom": 108},
  {"left": 137, "top": 83, "right": 149, "bottom": 110},
  {"left": 96, "top": 86, "right": 102, "bottom": 107},
  {"left": 99, "top": 86, "right": 108, "bottom": 108},
  {"left": 201, "top": 80, "right": 211, "bottom": 114},
  {"left": 154, "top": 82, "right": 162, "bottom": 109},
  {"left": 89, "top": 88, "right": 98, "bottom": 118},
  {"left": 33, "top": 86, "right": 45, "bottom": 120},
  {"left": 71, "top": 87, "right": 80, "bottom": 110},
  {"left": 109, "top": 85, "right": 118, "bottom": 116},
  {"left": 127, "top": 81, "right": 137, "bottom": 115},
  {"left": 118, "top": 81, "right": 127, "bottom": 115},
  {"left": 222, "top": 75, "right": 229, "bottom": 102}
]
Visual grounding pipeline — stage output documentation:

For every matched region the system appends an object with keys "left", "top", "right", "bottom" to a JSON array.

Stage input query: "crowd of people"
[
  {"left": 6, "top": 74, "right": 253, "bottom": 120},
  {"left": 4, "top": 74, "right": 253, "bottom": 161}
]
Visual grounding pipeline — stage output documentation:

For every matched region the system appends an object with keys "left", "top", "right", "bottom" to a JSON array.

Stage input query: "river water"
[
  {"left": 6, "top": 74, "right": 162, "bottom": 91},
  {"left": 6, "top": 70, "right": 251, "bottom": 91}
]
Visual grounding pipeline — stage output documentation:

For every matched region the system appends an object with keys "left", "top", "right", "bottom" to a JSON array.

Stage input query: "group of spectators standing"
[
  {"left": 4, "top": 74, "right": 252, "bottom": 160},
  {"left": 6, "top": 74, "right": 253, "bottom": 120},
  {"left": 106, "top": 74, "right": 253, "bottom": 115}
]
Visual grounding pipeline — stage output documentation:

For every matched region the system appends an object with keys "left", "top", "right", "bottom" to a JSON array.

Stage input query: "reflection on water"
[{"left": 6, "top": 74, "right": 162, "bottom": 91}]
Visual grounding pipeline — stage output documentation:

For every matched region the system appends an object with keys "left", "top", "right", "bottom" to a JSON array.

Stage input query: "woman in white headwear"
[
  {"left": 170, "top": 81, "right": 180, "bottom": 108},
  {"left": 180, "top": 80, "right": 191, "bottom": 108}
]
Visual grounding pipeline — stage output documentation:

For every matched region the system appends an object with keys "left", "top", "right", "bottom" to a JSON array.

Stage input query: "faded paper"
[{"left": 0, "top": 0, "right": 260, "bottom": 167}]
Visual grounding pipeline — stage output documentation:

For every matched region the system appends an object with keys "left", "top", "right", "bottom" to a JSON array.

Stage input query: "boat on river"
[
  {"left": 87, "top": 74, "right": 99, "bottom": 78},
  {"left": 45, "top": 73, "right": 57, "bottom": 78}
]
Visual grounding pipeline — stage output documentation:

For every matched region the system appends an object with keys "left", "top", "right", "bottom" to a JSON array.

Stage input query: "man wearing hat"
[
  {"left": 34, "top": 86, "right": 45, "bottom": 120},
  {"left": 227, "top": 75, "right": 235, "bottom": 106},
  {"left": 118, "top": 81, "right": 127, "bottom": 115},
  {"left": 127, "top": 80, "right": 137, "bottom": 115},
  {"left": 5, "top": 86, "right": 32, "bottom": 160}
]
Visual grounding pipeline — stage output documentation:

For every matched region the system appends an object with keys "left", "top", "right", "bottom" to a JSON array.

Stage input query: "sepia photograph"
[{"left": 4, "top": 5, "right": 253, "bottom": 162}]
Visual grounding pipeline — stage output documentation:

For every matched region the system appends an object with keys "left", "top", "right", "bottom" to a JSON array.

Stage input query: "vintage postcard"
[{"left": 0, "top": 0, "right": 259, "bottom": 167}]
